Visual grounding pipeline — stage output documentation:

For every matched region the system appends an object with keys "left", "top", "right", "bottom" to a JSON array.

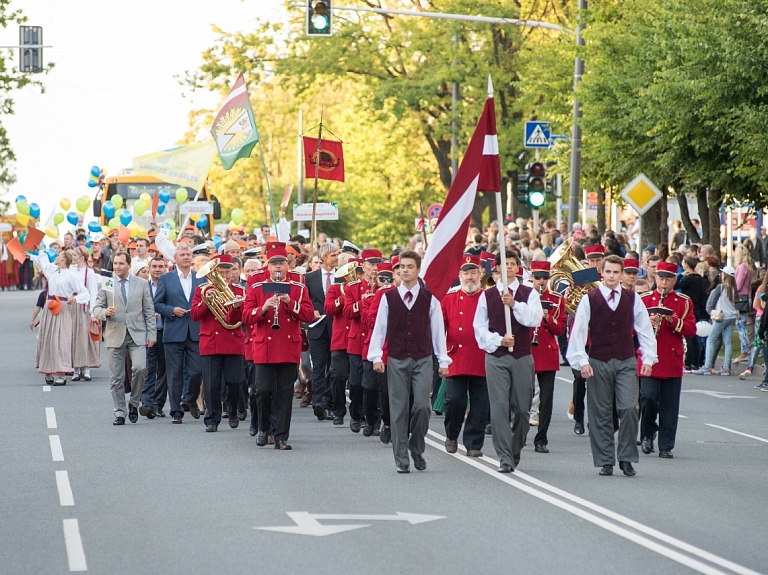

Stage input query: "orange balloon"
[{"left": 119, "top": 224, "right": 131, "bottom": 246}]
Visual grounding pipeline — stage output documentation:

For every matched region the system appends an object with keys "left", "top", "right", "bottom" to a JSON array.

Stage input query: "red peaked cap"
[
  {"left": 212, "top": 253, "right": 234, "bottom": 268},
  {"left": 584, "top": 245, "right": 606, "bottom": 258},
  {"left": 377, "top": 262, "right": 393, "bottom": 274},
  {"left": 480, "top": 251, "right": 495, "bottom": 264},
  {"left": 361, "top": 249, "right": 383, "bottom": 263},
  {"left": 460, "top": 254, "right": 480, "bottom": 270},
  {"left": 656, "top": 261, "right": 678, "bottom": 277},
  {"left": 266, "top": 241, "right": 287, "bottom": 262},
  {"left": 530, "top": 261, "right": 551, "bottom": 275},
  {"left": 623, "top": 258, "right": 640, "bottom": 272}
]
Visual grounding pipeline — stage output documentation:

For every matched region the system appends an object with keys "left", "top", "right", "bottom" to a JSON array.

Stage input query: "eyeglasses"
[{"left": 378, "top": 276, "right": 394, "bottom": 283}]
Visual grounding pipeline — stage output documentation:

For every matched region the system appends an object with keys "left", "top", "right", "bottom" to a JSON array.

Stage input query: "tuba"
[
  {"left": 335, "top": 261, "right": 358, "bottom": 295},
  {"left": 547, "top": 238, "right": 599, "bottom": 316},
  {"left": 195, "top": 259, "right": 244, "bottom": 330}
]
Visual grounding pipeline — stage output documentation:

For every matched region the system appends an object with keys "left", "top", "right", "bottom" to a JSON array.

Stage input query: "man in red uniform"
[
  {"left": 190, "top": 254, "right": 245, "bottom": 432},
  {"left": 528, "top": 261, "right": 567, "bottom": 453},
  {"left": 243, "top": 242, "right": 315, "bottom": 450},
  {"left": 639, "top": 261, "right": 696, "bottom": 458},
  {"left": 441, "top": 255, "right": 488, "bottom": 457},
  {"left": 343, "top": 249, "right": 382, "bottom": 433}
]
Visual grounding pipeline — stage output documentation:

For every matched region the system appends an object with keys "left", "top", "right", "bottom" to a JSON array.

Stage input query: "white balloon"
[{"left": 696, "top": 320, "right": 712, "bottom": 338}]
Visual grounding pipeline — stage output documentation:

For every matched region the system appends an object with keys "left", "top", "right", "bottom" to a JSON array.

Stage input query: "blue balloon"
[
  {"left": 196, "top": 214, "right": 208, "bottom": 229},
  {"left": 156, "top": 203, "right": 165, "bottom": 215},
  {"left": 90, "top": 166, "right": 101, "bottom": 178},
  {"left": 158, "top": 188, "right": 170, "bottom": 203},
  {"left": 15, "top": 195, "right": 26, "bottom": 204},
  {"left": 29, "top": 203, "right": 40, "bottom": 219},
  {"left": 212, "top": 235, "right": 221, "bottom": 249},
  {"left": 45, "top": 248, "right": 57, "bottom": 263},
  {"left": 88, "top": 221, "right": 101, "bottom": 233},
  {"left": 87, "top": 180, "right": 98, "bottom": 188},
  {"left": 102, "top": 201, "right": 115, "bottom": 219},
  {"left": 119, "top": 210, "right": 132, "bottom": 226},
  {"left": 67, "top": 212, "right": 79, "bottom": 226}
]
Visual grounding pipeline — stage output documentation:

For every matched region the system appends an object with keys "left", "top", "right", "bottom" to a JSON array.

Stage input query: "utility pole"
[{"left": 568, "top": 0, "right": 587, "bottom": 232}]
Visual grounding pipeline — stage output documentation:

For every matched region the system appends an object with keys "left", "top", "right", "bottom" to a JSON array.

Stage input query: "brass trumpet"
[
  {"left": 195, "top": 259, "right": 243, "bottom": 330},
  {"left": 547, "top": 238, "right": 600, "bottom": 316},
  {"left": 653, "top": 288, "right": 668, "bottom": 337}
]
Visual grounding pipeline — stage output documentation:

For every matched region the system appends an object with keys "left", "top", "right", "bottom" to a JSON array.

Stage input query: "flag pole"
[
  {"left": 419, "top": 200, "right": 428, "bottom": 249},
  {"left": 310, "top": 107, "right": 324, "bottom": 250},
  {"left": 257, "top": 140, "right": 279, "bottom": 231}
]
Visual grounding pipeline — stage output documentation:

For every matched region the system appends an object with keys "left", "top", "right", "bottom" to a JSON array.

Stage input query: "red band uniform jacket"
[
  {"left": 639, "top": 290, "right": 696, "bottom": 378},
  {"left": 531, "top": 290, "right": 567, "bottom": 373},
  {"left": 190, "top": 283, "right": 245, "bottom": 356}
]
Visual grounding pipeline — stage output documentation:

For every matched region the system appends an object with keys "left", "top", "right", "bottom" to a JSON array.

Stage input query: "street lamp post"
[{"left": 568, "top": 0, "right": 587, "bottom": 232}]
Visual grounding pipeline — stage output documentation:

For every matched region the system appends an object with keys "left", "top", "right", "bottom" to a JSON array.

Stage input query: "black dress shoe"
[
  {"left": 128, "top": 406, "right": 138, "bottom": 424},
  {"left": 139, "top": 405, "right": 153, "bottom": 418},
  {"left": 228, "top": 415, "right": 239, "bottom": 429},
  {"left": 396, "top": 465, "right": 410, "bottom": 474},
  {"left": 362, "top": 425, "right": 374, "bottom": 437},
  {"left": 599, "top": 465, "right": 613, "bottom": 476},
  {"left": 534, "top": 444, "right": 549, "bottom": 453},
  {"left": 641, "top": 437, "right": 654, "bottom": 454},
  {"left": 274, "top": 440, "right": 292, "bottom": 450},
  {"left": 333, "top": 416, "right": 344, "bottom": 426},
  {"left": 574, "top": 421, "right": 585, "bottom": 435},
  {"left": 412, "top": 454, "right": 427, "bottom": 471},
  {"left": 380, "top": 426, "right": 392, "bottom": 444},
  {"left": 445, "top": 439, "right": 458, "bottom": 453},
  {"left": 513, "top": 454, "right": 521, "bottom": 467},
  {"left": 171, "top": 416, "right": 182, "bottom": 424},
  {"left": 249, "top": 425, "right": 257, "bottom": 437},
  {"left": 619, "top": 461, "right": 636, "bottom": 476},
  {"left": 205, "top": 425, "right": 218, "bottom": 432},
  {"left": 189, "top": 404, "right": 200, "bottom": 419},
  {"left": 497, "top": 464, "right": 513, "bottom": 473},
  {"left": 314, "top": 404, "right": 326, "bottom": 421},
  {"left": 256, "top": 431, "right": 268, "bottom": 446},
  {"left": 113, "top": 417, "right": 125, "bottom": 426},
  {"left": 659, "top": 450, "right": 673, "bottom": 459},
  {"left": 350, "top": 420, "right": 361, "bottom": 433},
  {"left": 181, "top": 402, "right": 191, "bottom": 412},
  {"left": 238, "top": 411, "right": 247, "bottom": 421}
]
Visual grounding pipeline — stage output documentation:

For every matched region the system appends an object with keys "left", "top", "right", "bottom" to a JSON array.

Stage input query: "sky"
[{"left": 1, "top": 0, "right": 286, "bottom": 220}]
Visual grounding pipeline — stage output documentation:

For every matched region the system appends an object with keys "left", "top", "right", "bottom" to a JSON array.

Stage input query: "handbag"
[
  {"left": 735, "top": 295, "right": 751, "bottom": 314},
  {"left": 710, "top": 309, "right": 723, "bottom": 322},
  {"left": 47, "top": 296, "right": 62, "bottom": 316},
  {"left": 89, "top": 318, "right": 102, "bottom": 342}
]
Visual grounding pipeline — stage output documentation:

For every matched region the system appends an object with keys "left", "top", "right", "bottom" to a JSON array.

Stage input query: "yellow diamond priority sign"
[{"left": 620, "top": 173, "right": 662, "bottom": 216}]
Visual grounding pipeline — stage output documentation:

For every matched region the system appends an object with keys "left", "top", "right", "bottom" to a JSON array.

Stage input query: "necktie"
[
  {"left": 120, "top": 279, "right": 127, "bottom": 303},
  {"left": 325, "top": 270, "right": 331, "bottom": 292},
  {"left": 608, "top": 289, "right": 617, "bottom": 303},
  {"left": 404, "top": 291, "right": 413, "bottom": 305}
]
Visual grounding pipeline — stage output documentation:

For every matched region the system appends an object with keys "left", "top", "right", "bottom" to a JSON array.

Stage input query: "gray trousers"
[
  {"left": 586, "top": 357, "right": 639, "bottom": 466},
  {"left": 485, "top": 354, "right": 534, "bottom": 468},
  {"left": 108, "top": 332, "right": 146, "bottom": 418},
  {"left": 387, "top": 356, "right": 432, "bottom": 468}
]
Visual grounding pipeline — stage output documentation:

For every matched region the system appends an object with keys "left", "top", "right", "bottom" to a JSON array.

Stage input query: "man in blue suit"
[{"left": 153, "top": 243, "right": 205, "bottom": 423}]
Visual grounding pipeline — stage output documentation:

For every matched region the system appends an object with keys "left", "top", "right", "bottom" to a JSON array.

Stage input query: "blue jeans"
[
  {"left": 704, "top": 318, "right": 736, "bottom": 370},
  {"left": 735, "top": 314, "right": 750, "bottom": 354}
]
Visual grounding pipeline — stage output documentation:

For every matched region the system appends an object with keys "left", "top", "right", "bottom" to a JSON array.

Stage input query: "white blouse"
[
  {"left": 74, "top": 265, "right": 100, "bottom": 312},
  {"left": 33, "top": 254, "right": 90, "bottom": 304}
]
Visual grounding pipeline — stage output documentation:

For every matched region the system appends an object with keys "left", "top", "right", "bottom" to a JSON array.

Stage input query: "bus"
[{"left": 92, "top": 169, "right": 220, "bottom": 236}]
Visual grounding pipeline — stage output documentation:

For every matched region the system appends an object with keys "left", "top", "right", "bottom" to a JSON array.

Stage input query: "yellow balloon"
[
  {"left": 45, "top": 226, "right": 59, "bottom": 238},
  {"left": 101, "top": 226, "right": 110, "bottom": 235},
  {"left": 139, "top": 192, "right": 152, "bottom": 204},
  {"left": 190, "top": 213, "right": 200, "bottom": 222},
  {"left": 228, "top": 220, "right": 237, "bottom": 230},
  {"left": 127, "top": 221, "right": 139, "bottom": 233},
  {"left": 16, "top": 213, "right": 29, "bottom": 226},
  {"left": 136, "top": 224, "right": 147, "bottom": 238},
  {"left": 60, "top": 198, "right": 71, "bottom": 211}
]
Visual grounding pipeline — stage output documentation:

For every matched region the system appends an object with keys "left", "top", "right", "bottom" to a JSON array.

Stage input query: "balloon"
[
  {"left": 231, "top": 208, "right": 244, "bottom": 225},
  {"left": 136, "top": 224, "right": 147, "bottom": 238},
  {"left": 119, "top": 210, "right": 132, "bottom": 226},
  {"left": 29, "top": 203, "right": 41, "bottom": 219},
  {"left": 133, "top": 199, "right": 147, "bottom": 216},
  {"left": 108, "top": 217, "right": 120, "bottom": 230},
  {"left": 196, "top": 214, "right": 208, "bottom": 229},
  {"left": 102, "top": 201, "right": 115, "bottom": 219},
  {"left": 16, "top": 213, "right": 29, "bottom": 225},
  {"left": 101, "top": 226, "right": 110, "bottom": 235},
  {"left": 45, "top": 248, "right": 57, "bottom": 263},
  {"left": 696, "top": 321, "right": 712, "bottom": 338},
  {"left": 158, "top": 188, "right": 170, "bottom": 203},
  {"left": 175, "top": 187, "right": 188, "bottom": 203},
  {"left": 87, "top": 179, "right": 98, "bottom": 188},
  {"left": 190, "top": 213, "right": 200, "bottom": 222},
  {"left": 156, "top": 203, "right": 166, "bottom": 215},
  {"left": 119, "top": 225, "right": 130, "bottom": 245},
  {"left": 16, "top": 200, "right": 30, "bottom": 215},
  {"left": 90, "top": 166, "right": 101, "bottom": 178},
  {"left": 53, "top": 213, "right": 65, "bottom": 225},
  {"left": 127, "top": 222, "right": 139, "bottom": 235},
  {"left": 139, "top": 192, "right": 152, "bottom": 204},
  {"left": 45, "top": 226, "right": 59, "bottom": 238},
  {"left": 168, "top": 229, "right": 177, "bottom": 241},
  {"left": 111, "top": 194, "right": 123, "bottom": 209},
  {"left": 60, "top": 198, "right": 71, "bottom": 211},
  {"left": 212, "top": 235, "right": 221, "bottom": 249},
  {"left": 228, "top": 221, "right": 238, "bottom": 230},
  {"left": 15, "top": 195, "right": 26, "bottom": 204},
  {"left": 65, "top": 212, "right": 78, "bottom": 226},
  {"left": 163, "top": 218, "right": 175, "bottom": 229},
  {"left": 76, "top": 197, "right": 90, "bottom": 212},
  {"left": 88, "top": 221, "right": 101, "bottom": 233}
]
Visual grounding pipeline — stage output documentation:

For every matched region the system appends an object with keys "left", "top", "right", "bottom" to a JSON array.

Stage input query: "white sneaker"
[{"left": 529, "top": 418, "right": 539, "bottom": 427}]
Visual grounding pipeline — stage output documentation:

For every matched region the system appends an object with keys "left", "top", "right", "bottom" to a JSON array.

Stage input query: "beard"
[{"left": 462, "top": 280, "right": 480, "bottom": 293}]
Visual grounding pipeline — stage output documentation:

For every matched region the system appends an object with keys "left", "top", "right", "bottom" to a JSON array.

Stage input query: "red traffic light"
[{"left": 529, "top": 162, "right": 546, "bottom": 177}]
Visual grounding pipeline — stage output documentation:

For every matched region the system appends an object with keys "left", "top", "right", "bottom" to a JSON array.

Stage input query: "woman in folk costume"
[
  {"left": 70, "top": 246, "right": 101, "bottom": 381},
  {"left": 32, "top": 250, "right": 89, "bottom": 385}
]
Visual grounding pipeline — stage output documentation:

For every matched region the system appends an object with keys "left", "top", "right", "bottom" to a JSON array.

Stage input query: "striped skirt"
[
  {"left": 36, "top": 303, "right": 75, "bottom": 375},
  {"left": 71, "top": 306, "right": 101, "bottom": 368}
]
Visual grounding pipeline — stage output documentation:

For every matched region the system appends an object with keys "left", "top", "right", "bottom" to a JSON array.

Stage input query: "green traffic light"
[
  {"left": 528, "top": 191, "right": 545, "bottom": 208},
  {"left": 312, "top": 14, "right": 329, "bottom": 30}
]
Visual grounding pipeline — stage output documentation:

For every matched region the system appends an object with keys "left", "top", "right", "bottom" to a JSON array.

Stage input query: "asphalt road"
[{"left": 2, "top": 290, "right": 766, "bottom": 575}]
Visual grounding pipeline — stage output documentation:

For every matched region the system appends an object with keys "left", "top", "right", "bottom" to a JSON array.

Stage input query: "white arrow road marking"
[
  {"left": 682, "top": 390, "right": 756, "bottom": 399},
  {"left": 255, "top": 512, "right": 446, "bottom": 537},
  {"left": 706, "top": 424, "right": 768, "bottom": 444}
]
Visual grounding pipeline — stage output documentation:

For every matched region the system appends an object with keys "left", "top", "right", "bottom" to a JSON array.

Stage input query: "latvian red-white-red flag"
[{"left": 421, "top": 77, "right": 501, "bottom": 300}]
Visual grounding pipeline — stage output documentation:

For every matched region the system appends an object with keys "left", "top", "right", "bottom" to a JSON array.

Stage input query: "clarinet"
[
  {"left": 272, "top": 272, "right": 281, "bottom": 330},
  {"left": 532, "top": 285, "right": 543, "bottom": 346}
]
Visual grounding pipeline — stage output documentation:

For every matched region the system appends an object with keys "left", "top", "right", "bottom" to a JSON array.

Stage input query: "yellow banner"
[{"left": 132, "top": 141, "right": 217, "bottom": 191}]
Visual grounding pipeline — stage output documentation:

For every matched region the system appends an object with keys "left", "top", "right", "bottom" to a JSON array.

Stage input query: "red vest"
[
  {"left": 442, "top": 287, "right": 485, "bottom": 377},
  {"left": 485, "top": 284, "right": 533, "bottom": 359},
  {"left": 190, "top": 284, "right": 245, "bottom": 356},
  {"left": 587, "top": 288, "right": 636, "bottom": 362}
]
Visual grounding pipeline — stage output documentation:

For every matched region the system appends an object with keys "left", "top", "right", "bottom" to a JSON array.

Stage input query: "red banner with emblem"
[{"left": 303, "top": 137, "right": 345, "bottom": 182}]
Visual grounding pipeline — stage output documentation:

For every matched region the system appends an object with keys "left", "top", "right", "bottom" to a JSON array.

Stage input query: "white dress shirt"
[
  {"left": 566, "top": 283, "right": 658, "bottom": 370},
  {"left": 177, "top": 267, "right": 193, "bottom": 301},
  {"left": 473, "top": 278, "right": 544, "bottom": 354},
  {"left": 322, "top": 267, "right": 336, "bottom": 296},
  {"left": 367, "top": 282, "right": 451, "bottom": 368}
]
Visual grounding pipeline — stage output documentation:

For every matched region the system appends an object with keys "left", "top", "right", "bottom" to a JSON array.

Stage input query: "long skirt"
[
  {"left": 36, "top": 303, "right": 75, "bottom": 375},
  {"left": 71, "top": 305, "right": 101, "bottom": 368}
]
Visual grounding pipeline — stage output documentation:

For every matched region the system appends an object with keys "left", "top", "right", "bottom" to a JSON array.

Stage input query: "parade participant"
[
  {"left": 528, "top": 261, "right": 567, "bottom": 453},
  {"left": 140, "top": 257, "right": 167, "bottom": 418},
  {"left": 622, "top": 258, "right": 640, "bottom": 291},
  {"left": 243, "top": 242, "right": 315, "bottom": 449},
  {"left": 153, "top": 243, "right": 206, "bottom": 424},
  {"left": 441, "top": 255, "right": 488, "bottom": 457},
  {"left": 304, "top": 243, "right": 338, "bottom": 421},
  {"left": 473, "top": 251, "right": 543, "bottom": 473},
  {"left": 567, "top": 255, "right": 657, "bottom": 477},
  {"left": 31, "top": 250, "right": 90, "bottom": 385},
  {"left": 360, "top": 262, "right": 395, "bottom": 439},
  {"left": 640, "top": 261, "right": 696, "bottom": 458},
  {"left": 324, "top": 254, "right": 355, "bottom": 425},
  {"left": 131, "top": 238, "right": 152, "bottom": 273},
  {"left": 344, "top": 249, "right": 382, "bottom": 433},
  {"left": 71, "top": 247, "right": 101, "bottom": 381},
  {"left": 93, "top": 252, "right": 156, "bottom": 425},
  {"left": 369, "top": 250, "right": 450, "bottom": 473},
  {"left": 190, "top": 254, "right": 245, "bottom": 432}
]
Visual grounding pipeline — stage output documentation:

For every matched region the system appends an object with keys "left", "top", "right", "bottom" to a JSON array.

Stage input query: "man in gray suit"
[{"left": 93, "top": 252, "right": 157, "bottom": 425}]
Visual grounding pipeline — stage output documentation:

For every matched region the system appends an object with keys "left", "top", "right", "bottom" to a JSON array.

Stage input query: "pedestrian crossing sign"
[{"left": 524, "top": 121, "right": 551, "bottom": 149}]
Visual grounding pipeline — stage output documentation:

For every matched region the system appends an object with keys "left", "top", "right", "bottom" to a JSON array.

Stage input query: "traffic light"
[
  {"left": 307, "top": 0, "right": 333, "bottom": 36},
  {"left": 520, "top": 162, "right": 546, "bottom": 208},
  {"left": 20, "top": 26, "right": 43, "bottom": 73}
]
